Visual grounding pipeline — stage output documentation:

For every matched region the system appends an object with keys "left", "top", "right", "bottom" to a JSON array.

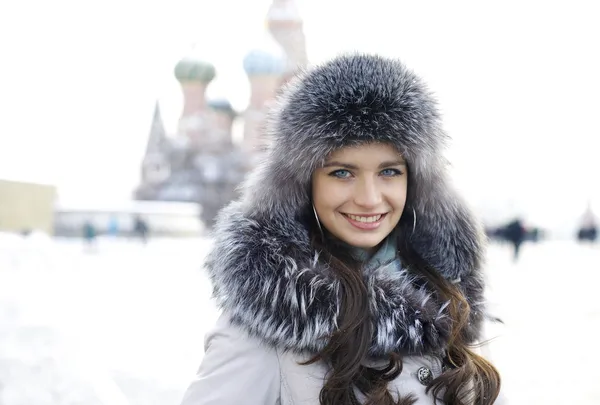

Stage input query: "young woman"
[{"left": 181, "top": 53, "right": 501, "bottom": 405}]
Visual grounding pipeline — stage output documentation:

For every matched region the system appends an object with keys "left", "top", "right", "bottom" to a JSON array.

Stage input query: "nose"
[{"left": 353, "top": 177, "right": 382, "bottom": 208}]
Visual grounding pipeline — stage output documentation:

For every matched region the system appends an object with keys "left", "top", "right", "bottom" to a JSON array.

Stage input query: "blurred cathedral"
[{"left": 135, "top": 0, "right": 308, "bottom": 228}]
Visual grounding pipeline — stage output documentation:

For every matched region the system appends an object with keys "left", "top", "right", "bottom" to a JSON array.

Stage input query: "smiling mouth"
[
  {"left": 341, "top": 213, "right": 389, "bottom": 230},
  {"left": 344, "top": 213, "right": 386, "bottom": 223}
]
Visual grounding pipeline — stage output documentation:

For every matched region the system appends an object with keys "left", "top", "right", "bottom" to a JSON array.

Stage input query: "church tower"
[
  {"left": 242, "top": 37, "right": 286, "bottom": 158},
  {"left": 267, "top": 0, "right": 308, "bottom": 80},
  {"left": 136, "top": 102, "right": 170, "bottom": 199},
  {"left": 173, "top": 52, "right": 216, "bottom": 149}
]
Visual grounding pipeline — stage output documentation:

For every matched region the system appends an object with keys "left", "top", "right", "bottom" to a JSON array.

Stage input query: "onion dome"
[
  {"left": 174, "top": 56, "right": 216, "bottom": 83},
  {"left": 243, "top": 49, "right": 286, "bottom": 76},
  {"left": 242, "top": 31, "right": 286, "bottom": 76}
]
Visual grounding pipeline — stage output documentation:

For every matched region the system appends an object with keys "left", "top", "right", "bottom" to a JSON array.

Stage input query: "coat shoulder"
[{"left": 180, "top": 313, "right": 281, "bottom": 405}]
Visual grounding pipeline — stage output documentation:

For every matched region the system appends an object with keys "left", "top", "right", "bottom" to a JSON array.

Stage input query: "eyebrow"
[{"left": 323, "top": 160, "right": 407, "bottom": 169}]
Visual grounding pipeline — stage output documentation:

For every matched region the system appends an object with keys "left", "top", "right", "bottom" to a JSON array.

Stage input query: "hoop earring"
[
  {"left": 412, "top": 207, "right": 417, "bottom": 235},
  {"left": 312, "top": 204, "right": 324, "bottom": 237}
]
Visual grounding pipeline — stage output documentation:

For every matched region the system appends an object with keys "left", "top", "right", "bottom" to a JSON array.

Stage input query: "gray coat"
[
  {"left": 181, "top": 54, "right": 500, "bottom": 404},
  {"left": 181, "top": 314, "right": 460, "bottom": 405}
]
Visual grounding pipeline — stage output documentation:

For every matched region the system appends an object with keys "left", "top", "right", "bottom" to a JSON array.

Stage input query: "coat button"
[{"left": 417, "top": 366, "right": 433, "bottom": 386}]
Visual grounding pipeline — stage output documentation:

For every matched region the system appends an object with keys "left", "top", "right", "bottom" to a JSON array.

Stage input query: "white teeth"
[{"left": 347, "top": 214, "right": 382, "bottom": 223}]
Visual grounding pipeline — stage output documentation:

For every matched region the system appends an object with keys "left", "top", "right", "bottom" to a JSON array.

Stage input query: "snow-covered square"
[{"left": 1, "top": 234, "right": 599, "bottom": 404}]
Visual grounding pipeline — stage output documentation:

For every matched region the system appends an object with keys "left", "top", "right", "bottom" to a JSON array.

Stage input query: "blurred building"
[
  {"left": 0, "top": 179, "right": 57, "bottom": 234},
  {"left": 53, "top": 200, "right": 204, "bottom": 238},
  {"left": 135, "top": 0, "right": 308, "bottom": 228}
]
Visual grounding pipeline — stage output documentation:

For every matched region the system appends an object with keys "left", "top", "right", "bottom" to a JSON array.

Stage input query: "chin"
[{"left": 343, "top": 234, "right": 387, "bottom": 249}]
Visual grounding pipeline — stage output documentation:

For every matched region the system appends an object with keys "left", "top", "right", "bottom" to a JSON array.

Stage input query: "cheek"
[
  {"left": 316, "top": 187, "right": 345, "bottom": 212},
  {"left": 389, "top": 190, "right": 407, "bottom": 226},
  {"left": 388, "top": 183, "right": 408, "bottom": 208},
  {"left": 393, "top": 193, "right": 407, "bottom": 209},
  {"left": 312, "top": 176, "right": 337, "bottom": 213}
]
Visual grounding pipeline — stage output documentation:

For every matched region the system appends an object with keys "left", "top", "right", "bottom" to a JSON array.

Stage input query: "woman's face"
[{"left": 312, "top": 143, "right": 408, "bottom": 251}]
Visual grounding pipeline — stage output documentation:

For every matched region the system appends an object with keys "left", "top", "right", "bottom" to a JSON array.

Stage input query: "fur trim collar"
[{"left": 206, "top": 202, "right": 486, "bottom": 357}]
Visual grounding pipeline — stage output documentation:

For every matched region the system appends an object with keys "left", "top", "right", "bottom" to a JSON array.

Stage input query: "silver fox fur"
[{"left": 205, "top": 54, "right": 488, "bottom": 358}]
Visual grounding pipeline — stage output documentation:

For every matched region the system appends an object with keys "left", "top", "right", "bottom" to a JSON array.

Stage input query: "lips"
[
  {"left": 345, "top": 213, "right": 383, "bottom": 223},
  {"left": 342, "top": 213, "right": 388, "bottom": 230}
]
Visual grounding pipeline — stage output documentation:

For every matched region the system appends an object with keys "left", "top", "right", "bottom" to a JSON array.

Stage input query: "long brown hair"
[{"left": 302, "top": 212, "right": 501, "bottom": 405}]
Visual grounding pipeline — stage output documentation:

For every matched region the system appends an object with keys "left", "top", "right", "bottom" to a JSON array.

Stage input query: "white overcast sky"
[{"left": 0, "top": 0, "right": 598, "bottom": 229}]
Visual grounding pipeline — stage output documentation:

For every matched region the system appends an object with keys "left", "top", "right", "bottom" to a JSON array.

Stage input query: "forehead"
[{"left": 324, "top": 142, "right": 403, "bottom": 162}]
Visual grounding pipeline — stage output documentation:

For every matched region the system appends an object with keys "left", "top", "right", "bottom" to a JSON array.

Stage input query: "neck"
[{"left": 325, "top": 233, "right": 396, "bottom": 265}]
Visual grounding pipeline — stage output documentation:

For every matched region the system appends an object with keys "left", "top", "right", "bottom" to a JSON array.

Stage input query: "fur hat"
[{"left": 205, "top": 54, "right": 487, "bottom": 356}]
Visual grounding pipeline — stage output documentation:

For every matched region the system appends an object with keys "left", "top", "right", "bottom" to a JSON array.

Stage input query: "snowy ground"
[{"left": 1, "top": 233, "right": 599, "bottom": 405}]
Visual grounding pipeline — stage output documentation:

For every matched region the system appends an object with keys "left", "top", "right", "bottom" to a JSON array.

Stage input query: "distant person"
[
  {"left": 577, "top": 203, "right": 597, "bottom": 243},
  {"left": 578, "top": 226, "right": 598, "bottom": 243},
  {"left": 107, "top": 216, "right": 119, "bottom": 237},
  {"left": 82, "top": 220, "right": 97, "bottom": 249},
  {"left": 133, "top": 215, "right": 149, "bottom": 243},
  {"left": 504, "top": 218, "right": 526, "bottom": 261}
]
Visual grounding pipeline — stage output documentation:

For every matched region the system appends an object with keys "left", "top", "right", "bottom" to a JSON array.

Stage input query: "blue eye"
[
  {"left": 329, "top": 169, "right": 352, "bottom": 178},
  {"left": 380, "top": 168, "right": 403, "bottom": 177}
]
